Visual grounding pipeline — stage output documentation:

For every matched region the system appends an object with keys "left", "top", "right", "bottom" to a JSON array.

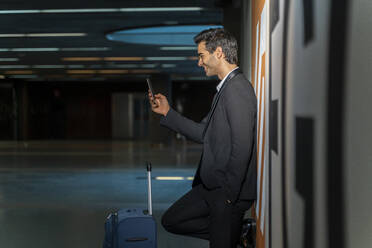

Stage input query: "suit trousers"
[{"left": 161, "top": 184, "right": 253, "bottom": 248}]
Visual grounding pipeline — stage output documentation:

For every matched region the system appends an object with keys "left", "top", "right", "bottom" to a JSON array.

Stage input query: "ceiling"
[{"left": 0, "top": 0, "right": 224, "bottom": 82}]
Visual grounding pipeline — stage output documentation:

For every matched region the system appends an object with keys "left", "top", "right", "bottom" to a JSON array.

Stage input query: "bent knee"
[
  {"left": 161, "top": 211, "right": 181, "bottom": 234},
  {"left": 161, "top": 211, "right": 173, "bottom": 229}
]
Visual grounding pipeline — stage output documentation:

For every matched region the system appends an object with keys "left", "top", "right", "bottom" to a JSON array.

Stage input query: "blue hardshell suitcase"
[{"left": 103, "top": 163, "right": 157, "bottom": 248}]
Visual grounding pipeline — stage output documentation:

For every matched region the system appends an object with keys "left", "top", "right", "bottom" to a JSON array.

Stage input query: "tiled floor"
[{"left": 0, "top": 141, "right": 209, "bottom": 248}]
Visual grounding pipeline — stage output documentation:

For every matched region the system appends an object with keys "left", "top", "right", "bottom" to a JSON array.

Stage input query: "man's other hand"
[{"left": 148, "top": 90, "right": 170, "bottom": 116}]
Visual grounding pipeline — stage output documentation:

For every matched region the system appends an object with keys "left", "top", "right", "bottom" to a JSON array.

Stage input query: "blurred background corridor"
[{"left": 1, "top": 0, "right": 371, "bottom": 247}]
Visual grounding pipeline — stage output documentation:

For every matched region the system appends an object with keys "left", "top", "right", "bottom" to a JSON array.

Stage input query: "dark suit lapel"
[{"left": 202, "top": 68, "right": 241, "bottom": 138}]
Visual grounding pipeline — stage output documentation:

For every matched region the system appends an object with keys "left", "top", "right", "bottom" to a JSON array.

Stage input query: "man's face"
[{"left": 197, "top": 41, "right": 218, "bottom": 77}]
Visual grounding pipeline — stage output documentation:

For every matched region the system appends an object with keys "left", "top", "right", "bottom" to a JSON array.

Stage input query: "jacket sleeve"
[
  {"left": 222, "top": 86, "right": 257, "bottom": 202},
  {"left": 160, "top": 108, "right": 208, "bottom": 144}
]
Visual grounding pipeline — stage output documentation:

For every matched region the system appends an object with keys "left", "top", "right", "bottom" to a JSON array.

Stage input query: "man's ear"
[{"left": 215, "top": 46, "right": 225, "bottom": 60}]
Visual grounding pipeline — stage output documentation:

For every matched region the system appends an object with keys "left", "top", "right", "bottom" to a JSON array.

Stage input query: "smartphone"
[{"left": 146, "top": 78, "right": 156, "bottom": 104}]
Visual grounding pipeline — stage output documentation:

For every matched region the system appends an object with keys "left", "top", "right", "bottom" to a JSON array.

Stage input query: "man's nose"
[{"left": 197, "top": 58, "right": 203, "bottom": 67}]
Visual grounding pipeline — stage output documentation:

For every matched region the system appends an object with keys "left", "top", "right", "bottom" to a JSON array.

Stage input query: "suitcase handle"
[
  {"left": 146, "top": 162, "right": 153, "bottom": 215},
  {"left": 126, "top": 237, "right": 148, "bottom": 242}
]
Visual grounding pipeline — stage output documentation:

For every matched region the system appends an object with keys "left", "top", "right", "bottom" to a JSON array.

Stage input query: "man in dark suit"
[{"left": 149, "top": 28, "right": 257, "bottom": 248}]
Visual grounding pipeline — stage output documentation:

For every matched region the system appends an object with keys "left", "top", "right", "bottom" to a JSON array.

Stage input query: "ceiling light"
[
  {"left": 119, "top": 7, "right": 203, "bottom": 12},
  {"left": 0, "top": 7, "right": 204, "bottom": 15},
  {"left": 98, "top": 70, "right": 128, "bottom": 74},
  {"left": 30, "top": 33, "right": 86, "bottom": 37},
  {"left": 61, "top": 47, "right": 109, "bottom": 51},
  {"left": 146, "top": 57, "right": 188, "bottom": 61},
  {"left": 140, "top": 64, "right": 157, "bottom": 68},
  {"left": 188, "top": 56, "right": 198, "bottom": 60},
  {"left": 155, "top": 177, "right": 185, "bottom": 181},
  {"left": 0, "top": 58, "right": 19, "bottom": 62},
  {"left": 0, "top": 33, "right": 86, "bottom": 38},
  {"left": 106, "top": 25, "right": 223, "bottom": 45},
  {"left": 66, "top": 70, "right": 96, "bottom": 74},
  {"left": 89, "top": 65, "right": 103, "bottom": 69},
  {"left": 160, "top": 46, "right": 197, "bottom": 51},
  {"left": 0, "top": 10, "right": 40, "bottom": 14},
  {"left": 43, "top": 8, "right": 120, "bottom": 13},
  {"left": 0, "top": 64, "right": 87, "bottom": 69},
  {"left": 104, "top": 57, "right": 144, "bottom": 61},
  {"left": 0, "top": 47, "right": 110, "bottom": 52},
  {"left": 12, "top": 48, "right": 59, "bottom": 52},
  {"left": 67, "top": 70, "right": 130, "bottom": 74},
  {"left": 8, "top": 75, "right": 38, "bottom": 79},
  {"left": 0, "top": 34, "right": 24, "bottom": 38},
  {"left": 62, "top": 57, "right": 102, "bottom": 61},
  {"left": 65, "top": 69, "right": 158, "bottom": 74},
  {"left": 63, "top": 57, "right": 145, "bottom": 62},
  {"left": 67, "top": 65, "right": 85, "bottom": 68},
  {"left": 0, "top": 65, "right": 30, "bottom": 69},
  {"left": 32, "top": 65, "right": 65, "bottom": 69},
  {"left": 162, "top": 64, "right": 177, "bottom": 68}
]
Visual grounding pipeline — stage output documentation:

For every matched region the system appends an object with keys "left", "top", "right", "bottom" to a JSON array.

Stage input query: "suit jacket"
[{"left": 160, "top": 69, "right": 257, "bottom": 203}]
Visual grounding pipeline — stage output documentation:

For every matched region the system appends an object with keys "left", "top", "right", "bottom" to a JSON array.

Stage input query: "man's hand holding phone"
[{"left": 147, "top": 78, "right": 170, "bottom": 116}]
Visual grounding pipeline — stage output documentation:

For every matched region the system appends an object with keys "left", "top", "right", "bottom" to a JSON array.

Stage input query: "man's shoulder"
[
  {"left": 233, "top": 72, "right": 251, "bottom": 84},
  {"left": 225, "top": 73, "right": 255, "bottom": 95}
]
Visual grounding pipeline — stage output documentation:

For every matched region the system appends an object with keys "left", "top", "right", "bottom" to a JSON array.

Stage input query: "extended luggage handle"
[{"left": 146, "top": 162, "right": 153, "bottom": 216}]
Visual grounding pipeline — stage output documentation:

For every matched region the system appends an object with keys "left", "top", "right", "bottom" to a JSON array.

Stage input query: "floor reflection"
[{"left": 0, "top": 141, "right": 208, "bottom": 248}]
